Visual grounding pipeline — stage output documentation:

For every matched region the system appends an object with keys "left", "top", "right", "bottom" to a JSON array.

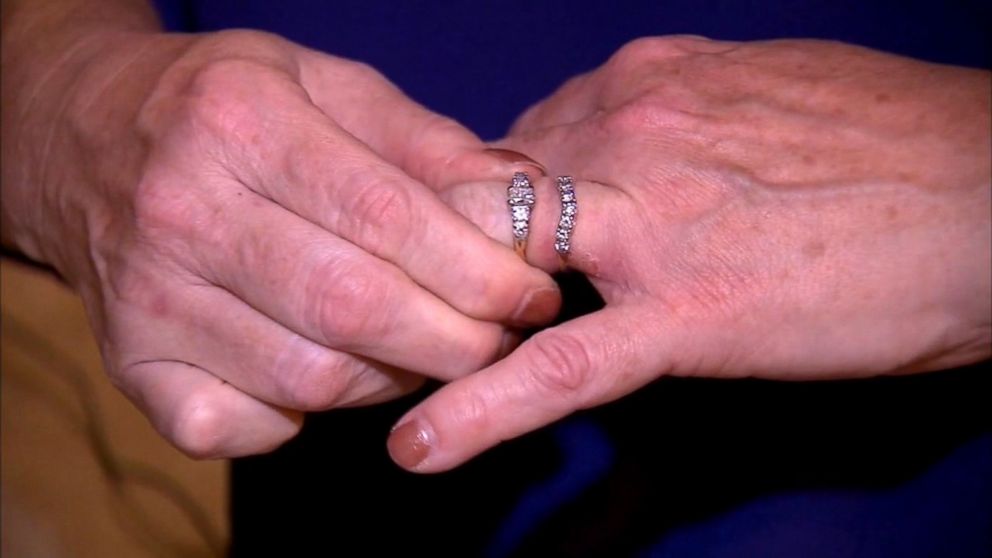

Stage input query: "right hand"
[
  {"left": 389, "top": 37, "right": 991, "bottom": 472},
  {"left": 1, "top": 29, "right": 559, "bottom": 457}
]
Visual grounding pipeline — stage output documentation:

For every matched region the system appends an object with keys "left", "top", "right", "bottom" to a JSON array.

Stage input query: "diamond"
[
  {"left": 507, "top": 172, "right": 535, "bottom": 244},
  {"left": 553, "top": 176, "right": 576, "bottom": 258},
  {"left": 508, "top": 188, "right": 535, "bottom": 206}
]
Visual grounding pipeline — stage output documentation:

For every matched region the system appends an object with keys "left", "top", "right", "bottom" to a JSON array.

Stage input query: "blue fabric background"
[
  {"left": 154, "top": 0, "right": 989, "bottom": 139},
  {"left": 149, "top": 2, "right": 992, "bottom": 556}
]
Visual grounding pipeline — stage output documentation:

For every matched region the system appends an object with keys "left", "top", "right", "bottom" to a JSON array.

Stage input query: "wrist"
[{"left": 2, "top": 28, "right": 189, "bottom": 283}]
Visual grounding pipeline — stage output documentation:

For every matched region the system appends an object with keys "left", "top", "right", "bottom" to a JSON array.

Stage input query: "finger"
[
  {"left": 297, "top": 51, "right": 545, "bottom": 188},
  {"left": 508, "top": 36, "right": 743, "bottom": 136},
  {"left": 386, "top": 304, "right": 677, "bottom": 472},
  {"left": 197, "top": 65, "right": 559, "bottom": 325},
  {"left": 185, "top": 185, "right": 518, "bottom": 380},
  {"left": 509, "top": 71, "right": 603, "bottom": 136},
  {"left": 499, "top": 112, "right": 746, "bottom": 222},
  {"left": 114, "top": 359, "right": 303, "bottom": 459},
  {"left": 492, "top": 120, "right": 619, "bottom": 180},
  {"left": 439, "top": 175, "right": 632, "bottom": 278},
  {"left": 172, "top": 282, "right": 426, "bottom": 411},
  {"left": 494, "top": 121, "right": 683, "bottom": 199}
]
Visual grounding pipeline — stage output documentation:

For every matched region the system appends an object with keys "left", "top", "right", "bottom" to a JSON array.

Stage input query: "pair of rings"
[{"left": 507, "top": 172, "right": 576, "bottom": 267}]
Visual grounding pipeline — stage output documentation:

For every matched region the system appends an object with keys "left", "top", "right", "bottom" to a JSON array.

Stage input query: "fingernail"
[
  {"left": 387, "top": 419, "right": 433, "bottom": 470},
  {"left": 484, "top": 148, "right": 547, "bottom": 175},
  {"left": 499, "top": 330, "right": 521, "bottom": 359},
  {"left": 512, "top": 286, "right": 561, "bottom": 326}
]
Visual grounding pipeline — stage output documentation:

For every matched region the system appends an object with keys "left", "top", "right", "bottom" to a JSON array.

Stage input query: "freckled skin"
[{"left": 404, "top": 37, "right": 992, "bottom": 473}]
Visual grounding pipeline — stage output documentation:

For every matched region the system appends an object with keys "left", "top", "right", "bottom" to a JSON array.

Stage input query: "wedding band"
[
  {"left": 554, "top": 176, "right": 577, "bottom": 267},
  {"left": 507, "top": 171, "right": 535, "bottom": 259}
]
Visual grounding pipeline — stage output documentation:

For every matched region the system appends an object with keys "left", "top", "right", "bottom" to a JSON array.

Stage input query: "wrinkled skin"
[
  {"left": 390, "top": 37, "right": 992, "bottom": 472},
  {"left": 2, "top": 27, "right": 559, "bottom": 458}
]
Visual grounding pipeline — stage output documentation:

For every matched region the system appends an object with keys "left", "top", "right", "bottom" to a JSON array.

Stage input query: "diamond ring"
[
  {"left": 554, "top": 176, "right": 577, "bottom": 267},
  {"left": 507, "top": 171, "right": 535, "bottom": 259}
]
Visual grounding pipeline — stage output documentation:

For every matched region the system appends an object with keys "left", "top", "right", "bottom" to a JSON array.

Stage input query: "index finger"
[
  {"left": 298, "top": 50, "right": 546, "bottom": 189},
  {"left": 386, "top": 305, "right": 671, "bottom": 472},
  {"left": 191, "top": 60, "right": 560, "bottom": 326}
]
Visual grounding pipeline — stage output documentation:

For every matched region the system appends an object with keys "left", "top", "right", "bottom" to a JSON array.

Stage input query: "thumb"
[{"left": 385, "top": 304, "right": 672, "bottom": 472}]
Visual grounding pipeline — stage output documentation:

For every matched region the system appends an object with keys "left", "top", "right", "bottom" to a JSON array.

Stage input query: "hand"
[
  {"left": 2, "top": 26, "right": 559, "bottom": 457},
  {"left": 388, "top": 37, "right": 991, "bottom": 472}
]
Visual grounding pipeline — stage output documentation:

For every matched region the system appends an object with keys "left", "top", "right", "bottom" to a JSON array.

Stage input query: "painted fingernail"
[
  {"left": 387, "top": 419, "right": 433, "bottom": 470},
  {"left": 512, "top": 286, "right": 561, "bottom": 326},
  {"left": 484, "top": 148, "right": 547, "bottom": 175}
]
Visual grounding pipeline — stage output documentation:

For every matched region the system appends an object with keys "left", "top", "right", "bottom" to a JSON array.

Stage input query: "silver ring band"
[
  {"left": 554, "top": 176, "right": 577, "bottom": 265},
  {"left": 507, "top": 171, "right": 535, "bottom": 259}
]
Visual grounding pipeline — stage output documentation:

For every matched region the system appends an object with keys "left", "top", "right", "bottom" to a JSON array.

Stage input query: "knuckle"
[
  {"left": 340, "top": 368, "right": 425, "bottom": 407},
  {"left": 336, "top": 172, "right": 417, "bottom": 256},
  {"left": 339, "top": 59, "right": 389, "bottom": 85},
  {"left": 187, "top": 58, "right": 269, "bottom": 94},
  {"left": 600, "top": 94, "right": 698, "bottom": 137},
  {"left": 170, "top": 390, "right": 229, "bottom": 459},
  {"left": 276, "top": 349, "right": 355, "bottom": 411},
  {"left": 612, "top": 36, "right": 707, "bottom": 67},
  {"left": 469, "top": 278, "right": 516, "bottom": 318},
  {"left": 600, "top": 100, "right": 653, "bottom": 135},
  {"left": 442, "top": 261, "right": 517, "bottom": 320},
  {"left": 196, "top": 29, "right": 289, "bottom": 55},
  {"left": 456, "top": 326, "right": 506, "bottom": 374},
  {"left": 307, "top": 259, "right": 394, "bottom": 346},
  {"left": 603, "top": 37, "right": 714, "bottom": 105},
  {"left": 523, "top": 330, "right": 594, "bottom": 397},
  {"left": 406, "top": 114, "right": 468, "bottom": 181},
  {"left": 600, "top": 98, "right": 662, "bottom": 135},
  {"left": 180, "top": 59, "right": 272, "bottom": 140},
  {"left": 662, "top": 34, "right": 717, "bottom": 53},
  {"left": 136, "top": 32, "right": 295, "bottom": 142},
  {"left": 610, "top": 37, "right": 675, "bottom": 71}
]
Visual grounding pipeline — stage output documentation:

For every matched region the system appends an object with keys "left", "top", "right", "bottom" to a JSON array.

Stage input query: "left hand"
[{"left": 387, "top": 37, "right": 991, "bottom": 472}]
